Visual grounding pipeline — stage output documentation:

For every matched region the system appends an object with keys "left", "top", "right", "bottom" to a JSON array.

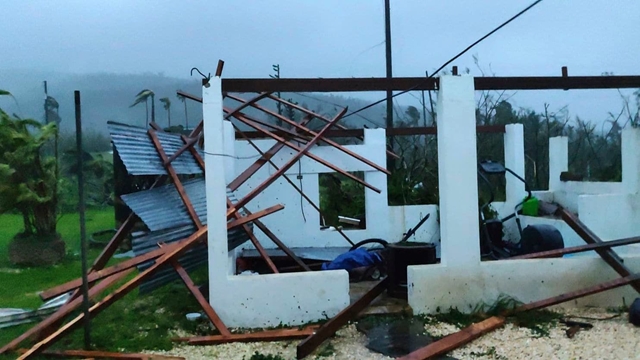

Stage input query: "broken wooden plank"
[
  {"left": 223, "top": 92, "right": 271, "bottom": 120},
  {"left": 178, "top": 326, "right": 319, "bottom": 346},
  {"left": 510, "top": 235, "right": 640, "bottom": 260},
  {"left": 17, "top": 348, "right": 185, "bottom": 359},
  {"left": 164, "top": 137, "right": 198, "bottom": 166},
  {"left": 556, "top": 207, "right": 640, "bottom": 293},
  {"left": 170, "top": 260, "right": 231, "bottom": 336},
  {"left": 296, "top": 278, "right": 389, "bottom": 359},
  {"left": 398, "top": 272, "right": 640, "bottom": 360},
  {"left": 0, "top": 270, "right": 133, "bottom": 355},
  {"left": 397, "top": 316, "right": 506, "bottom": 360}
]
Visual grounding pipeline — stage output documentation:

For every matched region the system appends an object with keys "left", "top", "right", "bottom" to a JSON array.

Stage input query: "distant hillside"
[{"left": 0, "top": 70, "right": 407, "bottom": 136}]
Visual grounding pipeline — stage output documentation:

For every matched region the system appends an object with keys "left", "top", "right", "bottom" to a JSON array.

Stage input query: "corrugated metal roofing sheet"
[
  {"left": 127, "top": 180, "right": 253, "bottom": 294},
  {"left": 121, "top": 177, "right": 207, "bottom": 232},
  {"left": 108, "top": 121, "right": 203, "bottom": 176}
]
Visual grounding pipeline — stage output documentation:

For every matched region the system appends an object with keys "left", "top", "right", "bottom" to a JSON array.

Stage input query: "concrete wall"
[
  {"left": 408, "top": 76, "right": 640, "bottom": 315},
  {"left": 205, "top": 78, "right": 350, "bottom": 328}
]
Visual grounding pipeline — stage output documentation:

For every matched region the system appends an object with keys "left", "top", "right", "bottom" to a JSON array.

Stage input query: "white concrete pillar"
[
  {"left": 622, "top": 128, "right": 640, "bottom": 194},
  {"left": 436, "top": 76, "right": 480, "bottom": 266},
  {"left": 203, "top": 78, "right": 229, "bottom": 287},
  {"left": 223, "top": 120, "right": 235, "bottom": 186},
  {"left": 504, "top": 124, "right": 526, "bottom": 207},
  {"left": 363, "top": 128, "right": 390, "bottom": 241},
  {"left": 548, "top": 137, "right": 568, "bottom": 191}
]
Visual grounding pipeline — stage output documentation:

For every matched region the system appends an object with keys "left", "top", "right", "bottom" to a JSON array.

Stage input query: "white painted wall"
[
  {"left": 205, "top": 78, "right": 350, "bottom": 329},
  {"left": 408, "top": 76, "right": 640, "bottom": 315}
]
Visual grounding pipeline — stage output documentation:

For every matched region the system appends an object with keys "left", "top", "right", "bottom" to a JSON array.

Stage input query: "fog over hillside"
[{"left": 0, "top": 70, "right": 398, "bottom": 136}]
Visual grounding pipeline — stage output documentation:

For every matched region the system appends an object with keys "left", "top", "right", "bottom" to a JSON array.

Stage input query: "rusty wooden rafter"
[
  {"left": 296, "top": 278, "right": 388, "bottom": 359},
  {"left": 556, "top": 207, "right": 640, "bottom": 293},
  {"left": 170, "top": 259, "right": 231, "bottom": 335},
  {"left": 228, "top": 110, "right": 381, "bottom": 196},
  {"left": 38, "top": 204, "right": 284, "bottom": 301},
  {"left": 148, "top": 129, "right": 203, "bottom": 229},
  {"left": 18, "top": 226, "right": 213, "bottom": 359},
  {"left": 0, "top": 269, "right": 134, "bottom": 355},
  {"left": 223, "top": 106, "right": 312, "bottom": 143},
  {"left": 226, "top": 108, "right": 350, "bottom": 220},
  {"left": 510, "top": 235, "right": 640, "bottom": 260},
  {"left": 231, "top": 121, "right": 354, "bottom": 246},
  {"left": 399, "top": 271, "right": 640, "bottom": 360},
  {"left": 223, "top": 92, "right": 271, "bottom": 120},
  {"left": 260, "top": 93, "right": 400, "bottom": 159},
  {"left": 176, "top": 325, "right": 320, "bottom": 346},
  {"left": 16, "top": 348, "right": 185, "bottom": 359},
  {"left": 228, "top": 114, "right": 315, "bottom": 191},
  {"left": 226, "top": 93, "right": 390, "bottom": 175},
  {"left": 176, "top": 131, "right": 281, "bottom": 274}
]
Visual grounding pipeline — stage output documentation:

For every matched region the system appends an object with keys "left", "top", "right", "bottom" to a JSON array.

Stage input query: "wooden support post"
[
  {"left": 296, "top": 278, "right": 388, "bottom": 359},
  {"left": 0, "top": 270, "right": 133, "bottom": 355},
  {"left": 170, "top": 260, "right": 231, "bottom": 336},
  {"left": 557, "top": 207, "right": 640, "bottom": 293}
]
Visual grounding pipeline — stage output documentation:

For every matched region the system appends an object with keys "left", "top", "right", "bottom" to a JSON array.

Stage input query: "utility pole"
[
  {"left": 270, "top": 64, "right": 282, "bottom": 116},
  {"left": 384, "top": 0, "right": 394, "bottom": 170}
]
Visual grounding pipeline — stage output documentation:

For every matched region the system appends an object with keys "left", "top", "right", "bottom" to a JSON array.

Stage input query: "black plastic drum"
[{"left": 519, "top": 224, "right": 564, "bottom": 256}]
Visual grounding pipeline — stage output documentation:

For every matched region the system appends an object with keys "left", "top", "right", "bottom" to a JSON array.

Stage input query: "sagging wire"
[
  {"left": 342, "top": 0, "right": 545, "bottom": 120},
  {"left": 202, "top": 151, "right": 264, "bottom": 160}
]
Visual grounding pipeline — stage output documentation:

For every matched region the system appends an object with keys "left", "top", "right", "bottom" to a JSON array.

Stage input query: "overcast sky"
[{"left": 1, "top": 0, "right": 638, "bottom": 122}]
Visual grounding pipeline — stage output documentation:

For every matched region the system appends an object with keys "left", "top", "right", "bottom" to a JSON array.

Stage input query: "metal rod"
[{"left": 74, "top": 90, "right": 91, "bottom": 350}]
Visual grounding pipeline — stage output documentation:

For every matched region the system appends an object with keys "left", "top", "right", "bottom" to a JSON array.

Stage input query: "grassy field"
[{"left": 0, "top": 207, "right": 208, "bottom": 359}]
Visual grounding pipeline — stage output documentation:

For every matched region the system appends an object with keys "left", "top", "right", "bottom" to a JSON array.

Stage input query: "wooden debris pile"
[{"left": 1, "top": 60, "right": 394, "bottom": 359}]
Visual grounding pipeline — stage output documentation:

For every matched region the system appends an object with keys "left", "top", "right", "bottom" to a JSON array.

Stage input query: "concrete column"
[
  {"left": 363, "top": 128, "right": 390, "bottom": 241},
  {"left": 436, "top": 75, "right": 480, "bottom": 266},
  {"left": 223, "top": 120, "right": 235, "bottom": 186},
  {"left": 548, "top": 137, "right": 568, "bottom": 191},
  {"left": 203, "top": 77, "right": 229, "bottom": 287},
  {"left": 504, "top": 124, "right": 526, "bottom": 207},
  {"left": 622, "top": 128, "right": 640, "bottom": 194}
]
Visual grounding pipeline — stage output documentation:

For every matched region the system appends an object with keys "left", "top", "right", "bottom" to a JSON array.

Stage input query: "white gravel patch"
[{"left": 147, "top": 308, "right": 639, "bottom": 359}]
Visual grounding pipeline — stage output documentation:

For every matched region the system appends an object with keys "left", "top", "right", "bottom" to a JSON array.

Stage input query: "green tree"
[
  {"left": 177, "top": 91, "right": 189, "bottom": 129},
  {"left": 159, "top": 97, "right": 171, "bottom": 127},
  {"left": 130, "top": 89, "right": 155, "bottom": 128}
]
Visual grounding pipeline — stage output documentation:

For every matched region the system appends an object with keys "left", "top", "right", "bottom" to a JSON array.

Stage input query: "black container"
[{"left": 386, "top": 242, "right": 437, "bottom": 299}]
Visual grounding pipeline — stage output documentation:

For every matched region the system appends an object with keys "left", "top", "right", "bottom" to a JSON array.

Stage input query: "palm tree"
[
  {"left": 130, "top": 89, "right": 155, "bottom": 128},
  {"left": 159, "top": 97, "right": 171, "bottom": 127},
  {"left": 177, "top": 91, "right": 189, "bottom": 130}
]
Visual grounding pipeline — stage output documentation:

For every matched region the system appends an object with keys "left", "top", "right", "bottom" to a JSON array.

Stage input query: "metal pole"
[
  {"left": 74, "top": 90, "right": 91, "bottom": 349},
  {"left": 384, "top": 0, "right": 394, "bottom": 169}
]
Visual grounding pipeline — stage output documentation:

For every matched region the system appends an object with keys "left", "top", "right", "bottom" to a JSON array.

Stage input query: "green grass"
[{"left": 0, "top": 207, "right": 213, "bottom": 359}]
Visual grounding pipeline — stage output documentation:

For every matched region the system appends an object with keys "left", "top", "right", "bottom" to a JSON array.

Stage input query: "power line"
[
  {"left": 342, "top": 0, "right": 545, "bottom": 120},
  {"left": 291, "top": 91, "right": 383, "bottom": 128}
]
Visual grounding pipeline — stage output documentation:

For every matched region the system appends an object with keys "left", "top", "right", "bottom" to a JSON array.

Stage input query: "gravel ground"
[{"left": 148, "top": 308, "right": 639, "bottom": 360}]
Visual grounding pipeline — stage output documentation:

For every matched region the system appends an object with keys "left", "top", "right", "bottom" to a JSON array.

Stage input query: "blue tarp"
[{"left": 321, "top": 248, "right": 383, "bottom": 271}]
